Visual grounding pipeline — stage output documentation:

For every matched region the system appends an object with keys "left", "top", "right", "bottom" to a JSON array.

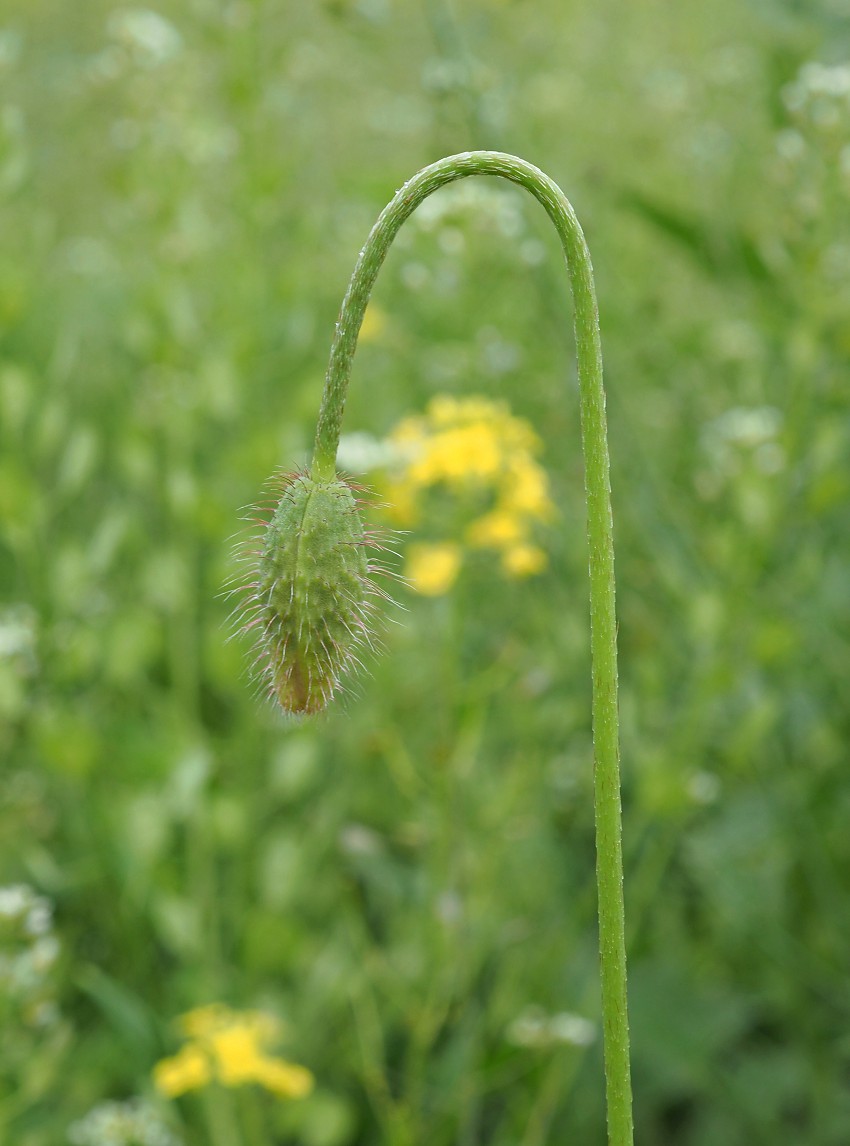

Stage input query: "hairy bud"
[{"left": 242, "top": 473, "right": 377, "bottom": 715}]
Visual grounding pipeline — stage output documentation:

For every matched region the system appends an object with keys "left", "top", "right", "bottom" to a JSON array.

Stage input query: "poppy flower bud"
[{"left": 250, "top": 473, "right": 373, "bottom": 714}]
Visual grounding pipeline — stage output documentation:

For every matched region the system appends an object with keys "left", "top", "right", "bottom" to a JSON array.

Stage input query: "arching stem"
[{"left": 312, "top": 151, "right": 633, "bottom": 1146}]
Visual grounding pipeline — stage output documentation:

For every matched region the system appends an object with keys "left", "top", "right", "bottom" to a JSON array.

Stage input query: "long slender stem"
[{"left": 312, "top": 151, "right": 633, "bottom": 1145}]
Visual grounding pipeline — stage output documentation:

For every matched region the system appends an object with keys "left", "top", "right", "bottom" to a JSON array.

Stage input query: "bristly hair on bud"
[{"left": 235, "top": 471, "right": 389, "bottom": 716}]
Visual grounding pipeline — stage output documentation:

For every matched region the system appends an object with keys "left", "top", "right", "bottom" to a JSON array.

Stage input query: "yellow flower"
[
  {"left": 406, "top": 542, "right": 461, "bottom": 595},
  {"left": 403, "top": 423, "right": 502, "bottom": 487},
  {"left": 426, "top": 396, "right": 537, "bottom": 452},
  {"left": 255, "top": 1059, "right": 315, "bottom": 1098},
  {"left": 382, "top": 396, "right": 553, "bottom": 588},
  {"left": 358, "top": 304, "right": 387, "bottom": 343},
  {"left": 153, "top": 1043, "right": 212, "bottom": 1098},
  {"left": 388, "top": 414, "right": 426, "bottom": 448},
  {"left": 502, "top": 543, "right": 547, "bottom": 578},
  {"left": 208, "top": 1026, "right": 270, "bottom": 1087},
  {"left": 427, "top": 394, "right": 462, "bottom": 425},
  {"left": 503, "top": 456, "right": 555, "bottom": 521},
  {"left": 384, "top": 476, "right": 419, "bottom": 526},
  {"left": 467, "top": 509, "right": 525, "bottom": 549},
  {"left": 180, "top": 1004, "right": 279, "bottom": 1043},
  {"left": 153, "top": 1004, "right": 314, "bottom": 1101}
]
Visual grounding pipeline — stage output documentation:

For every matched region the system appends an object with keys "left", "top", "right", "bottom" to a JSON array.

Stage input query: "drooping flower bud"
[{"left": 242, "top": 473, "right": 376, "bottom": 715}]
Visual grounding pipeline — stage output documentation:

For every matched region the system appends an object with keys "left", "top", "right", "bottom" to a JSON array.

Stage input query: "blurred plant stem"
[
  {"left": 239, "top": 1086, "right": 271, "bottom": 1146},
  {"left": 310, "top": 151, "right": 632, "bottom": 1145},
  {"left": 203, "top": 1085, "right": 243, "bottom": 1146},
  {"left": 521, "top": 1045, "right": 587, "bottom": 1146}
]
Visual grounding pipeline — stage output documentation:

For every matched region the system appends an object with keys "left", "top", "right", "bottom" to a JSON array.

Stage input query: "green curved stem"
[{"left": 312, "top": 150, "right": 633, "bottom": 1146}]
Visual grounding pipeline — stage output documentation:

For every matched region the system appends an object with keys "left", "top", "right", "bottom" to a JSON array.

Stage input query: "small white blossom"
[
  {"left": 775, "top": 128, "right": 806, "bottom": 163},
  {"left": 338, "top": 823, "right": 383, "bottom": 857},
  {"left": 413, "top": 181, "right": 525, "bottom": 240},
  {"left": 506, "top": 1005, "right": 597, "bottom": 1049},
  {"left": 69, "top": 1098, "right": 182, "bottom": 1146},
  {"left": 107, "top": 9, "right": 182, "bottom": 67},
  {"left": 0, "top": 884, "right": 60, "bottom": 1022},
  {"left": 336, "top": 432, "right": 405, "bottom": 474},
  {"left": 0, "top": 606, "right": 37, "bottom": 665},
  {"left": 688, "top": 771, "right": 722, "bottom": 805},
  {"left": 548, "top": 1012, "right": 597, "bottom": 1047},
  {"left": 0, "top": 885, "right": 29, "bottom": 918},
  {"left": 24, "top": 899, "right": 52, "bottom": 937},
  {"left": 783, "top": 61, "right": 850, "bottom": 129},
  {"left": 30, "top": 935, "right": 60, "bottom": 973},
  {"left": 712, "top": 406, "right": 782, "bottom": 448}
]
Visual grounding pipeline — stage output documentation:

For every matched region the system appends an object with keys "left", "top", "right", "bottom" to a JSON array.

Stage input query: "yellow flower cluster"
[
  {"left": 386, "top": 396, "right": 554, "bottom": 594},
  {"left": 406, "top": 542, "right": 462, "bottom": 596},
  {"left": 153, "top": 1003, "right": 314, "bottom": 1100},
  {"left": 358, "top": 303, "right": 388, "bottom": 344}
]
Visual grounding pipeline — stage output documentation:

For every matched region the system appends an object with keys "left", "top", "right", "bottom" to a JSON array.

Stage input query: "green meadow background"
[{"left": 2, "top": 0, "right": 849, "bottom": 1142}]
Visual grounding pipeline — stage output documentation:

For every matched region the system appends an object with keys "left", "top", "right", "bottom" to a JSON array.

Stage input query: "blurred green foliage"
[{"left": 1, "top": 0, "right": 849, "bottom": 1143}]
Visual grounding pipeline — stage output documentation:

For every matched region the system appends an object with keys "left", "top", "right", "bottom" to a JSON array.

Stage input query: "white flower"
[
  {"left": 688, "top": 771, "right": 722, "bottom": 806},
  {"left": 107, "top": 9, "right": 182, "bottom": 67},
  {"left": 711, "top": 406, "right": 782, "bottom": 447},
  {"left": 30, "top": 935, "right": 60, "bottom": 973},
  {"left": 548, "top": 1012, "right": 597, "bottom": 1047},
  {"left": 783, "top": 61, "right": 850, "bottom": 123},
  {"left": 412, "top": 181, "right": 525, "bottom": 239},
  {"left": 336, "top": 432, "right": 405, "bottom": 474},
  {"left": 24, "top": 898, "right": 52, "bottom": 937},
  {"left": 69, "top": 1098, "right": 182, "bottom": 1146},
  {"left": 0, "top": 884, "right": 29, "bottom": 918},
  {"left": 0, "top": 607, "right": 37, "bottom": 663},
  {"left": 506, "top": 1005, "right": 596, "bottom": 1049}
]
